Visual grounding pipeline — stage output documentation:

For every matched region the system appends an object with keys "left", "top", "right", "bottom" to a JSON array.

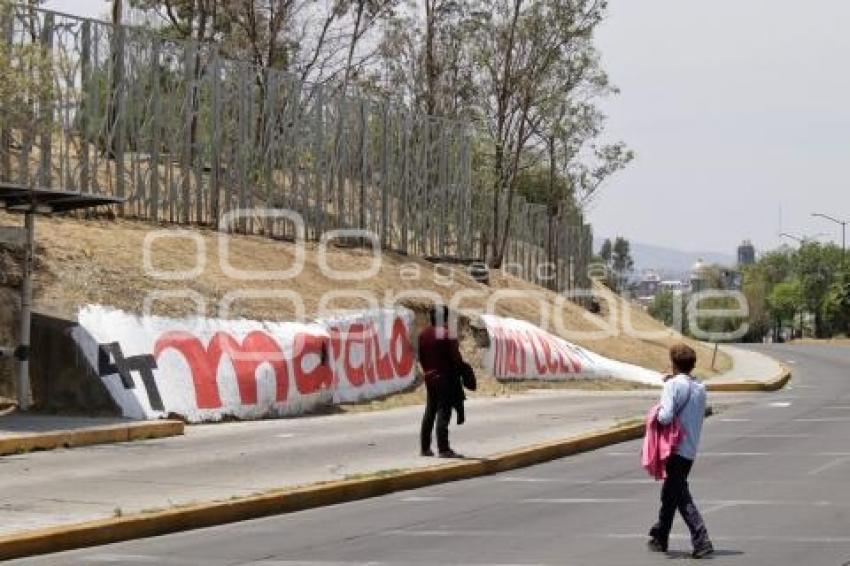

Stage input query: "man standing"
[
  {"left": 418, "top": 305, "right": 466, "bottom": 458},
  {"left": 648, "top": 343, "right": 714, "bottom": 559}
]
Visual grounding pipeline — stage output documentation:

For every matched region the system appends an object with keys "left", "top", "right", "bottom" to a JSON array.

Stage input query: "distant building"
[
  {"left": 737, "top": 240, "right": 756, "bottom": 266},
  {"left": 635, "top": 271, "right": 661, "bottom": 303},
  {"left": 690, "top": 258, "right": 710, "bottom": 293}
]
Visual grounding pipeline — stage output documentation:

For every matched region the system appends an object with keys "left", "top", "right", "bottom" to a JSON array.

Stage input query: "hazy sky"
[
  {"left": 48, "top": 0, "right": 850, "bottom": 255},
  {"left": 593, "top": 0, "right": 850, "bottom": 254}
]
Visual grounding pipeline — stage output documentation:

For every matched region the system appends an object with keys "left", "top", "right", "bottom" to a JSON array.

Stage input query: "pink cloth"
[{"left": 641, "top": 404, "right": 685, "bottom": 480}]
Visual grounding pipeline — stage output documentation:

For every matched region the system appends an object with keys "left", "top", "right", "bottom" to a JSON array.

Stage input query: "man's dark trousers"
[
  {"left": 421, "top": 381, "right": 451, "bottom": 453},
  {"left": 650, "top": 454, "right": 709, "bottom": 547}
]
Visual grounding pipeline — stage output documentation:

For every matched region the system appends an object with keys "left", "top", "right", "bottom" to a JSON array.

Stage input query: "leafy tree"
[
  {"left": 795, "top": 242, "right": 842, "bottom": 337},
  {"left": 823, "top": 269, "right": 850, "bottom": 336},
  {"left": 649, "top": 290, "right": 686, "bottom": 333},
  {"left": 767, "top": 280, "right": 802, "bottom": 339},
  {"left": 598, "top": 238, "right": 612, "bottom": 265},
  {"left": 612, "top": 236, "right": 633, "bottom": 275}
]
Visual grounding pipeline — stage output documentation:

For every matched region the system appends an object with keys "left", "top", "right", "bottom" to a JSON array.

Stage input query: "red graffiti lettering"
[
  {"left": 390, "top": 317, "right": 415, "bottom": 377},
  {"left": 292, "top": 333, "right": 333, "bottom": 395},
  {"left": 154, "top": 332, "right": 222, "bottom": 409},
  {"left": 154, "top": 330, "right": 289, "bottom": 408}
]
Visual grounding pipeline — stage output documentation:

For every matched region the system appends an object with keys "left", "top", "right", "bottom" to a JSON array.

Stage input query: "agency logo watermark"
[{"left": 141, "top": 207, "right": 751, "bottom": 343}]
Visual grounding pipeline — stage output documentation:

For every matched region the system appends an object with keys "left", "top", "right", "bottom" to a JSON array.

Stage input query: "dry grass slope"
[{"left": 0, "top": 212, "right": 731, "bottom": 410}]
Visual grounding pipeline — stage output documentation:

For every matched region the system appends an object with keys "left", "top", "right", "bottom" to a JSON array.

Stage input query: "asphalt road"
[{"left": 11, "top": 344, "right": 850, "bottom": 566}]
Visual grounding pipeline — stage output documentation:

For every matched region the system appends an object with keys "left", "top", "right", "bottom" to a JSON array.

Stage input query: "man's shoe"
[
  {"left": 647, "top": 538, "right": 667, "bottom": 553},
  {"left": 692, "top": 540, "right": 714, "bottom": 559},
  {"left": 420, "top": 449, "right": 435, "bottom": 457},
  {"left": 438, "top": 449, "right": 463, "bottom": 458}
]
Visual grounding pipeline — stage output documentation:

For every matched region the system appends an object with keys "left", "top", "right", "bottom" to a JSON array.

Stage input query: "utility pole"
[{"left": 811, "top": 213, "right": 847, "bottom": 262}]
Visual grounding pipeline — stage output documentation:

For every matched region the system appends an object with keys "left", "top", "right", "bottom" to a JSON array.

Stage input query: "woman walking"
[{"left": 647, "top": 343, "right": 714, "bottom": 559}]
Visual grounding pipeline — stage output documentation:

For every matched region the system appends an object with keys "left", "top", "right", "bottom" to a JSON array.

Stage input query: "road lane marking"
[
  {"left": 808, "top": 457, "right": 850, "bottom": 476},
  {"left": 400, "top": 496, "right": 445, "bottom": 502},
  {"left": 795, "top": 417, "right": 850, "bottom": 422},
  {"left": 498, "top": 477, "right": 655, "bottom": 485},
  {"left": 523, "top": 498, "right": 641, "bottom": 504},
  {"left": 711, "top": 438, "right": 814, "bottom": 440},
  {"left": 769, "top": 401, "right": 792, "bottom": 407},
  {"left": 88, "top": 555, "right": 175, "bottom": 564},
  {"left": 603, "top": 534, "right": 850, "bottom": 544},
  {"left": 385, "top": 529, "right": 498, "bottom": 537},
  {"left": 719, "top": 418, "right": 750, "bottom": 422},
  {"left": 606, "top": 452, "right": 771, "bottom": 457}
]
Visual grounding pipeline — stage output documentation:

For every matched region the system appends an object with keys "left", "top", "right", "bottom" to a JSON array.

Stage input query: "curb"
[
  {"left": 0, "top": 420, "right": 184, "bottom": 457},
  {"left": 0, "top": 419, "right": 647, "bottom": 561},
  {"left": 706, "top": 364, "right": 792, "bottom": 393}
]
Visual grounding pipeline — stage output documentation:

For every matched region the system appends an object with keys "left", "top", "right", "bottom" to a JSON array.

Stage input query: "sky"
[
  {"left": 592, "top": 0, "right": 850, "bottom": 255},
  {"left": 47, "top": 0, "right": 850, "bottom": 257}
]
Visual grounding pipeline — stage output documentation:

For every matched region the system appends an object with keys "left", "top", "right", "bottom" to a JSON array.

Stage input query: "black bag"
[{"left": 458, "top": 361, "right": 477, "bottom": 391}]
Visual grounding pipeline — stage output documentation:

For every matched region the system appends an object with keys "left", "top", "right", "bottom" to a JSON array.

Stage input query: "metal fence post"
[
  {"left": 0, "top": 4, "right": 13, "bottom": 182},
  {"left": 209, "top": 51, "right": 221, "bottom": 228},
  {"left": 148, "top": 36, "right": 161, "bottom": 221},
  {"left": 37, "top": 11, "right": 54, "bottom": 188}
]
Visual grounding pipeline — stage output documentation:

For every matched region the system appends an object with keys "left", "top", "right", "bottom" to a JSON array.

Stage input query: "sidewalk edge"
[
  {"left": 0, "top": 420, "right": 184, "bottom": 457},
  {"left": 0, "top": 420, "right": 647, "bottom": 560}
]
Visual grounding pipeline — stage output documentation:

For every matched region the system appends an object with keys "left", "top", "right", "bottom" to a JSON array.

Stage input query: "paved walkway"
[{"left": 712, "top": 345, "right": 784, "bottom": 383}]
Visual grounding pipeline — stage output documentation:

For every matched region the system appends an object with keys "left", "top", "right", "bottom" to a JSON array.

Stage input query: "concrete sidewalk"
[
  {"left": 0, "top": 386, "right": 758, "bottom": 538},
  {"left": 709, "top": 345, "right": 786, "bottom": 385}
]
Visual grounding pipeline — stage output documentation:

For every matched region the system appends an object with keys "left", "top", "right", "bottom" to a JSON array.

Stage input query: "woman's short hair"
[{"left": 670, "top": 343, "right": 697, "bottom": 374}]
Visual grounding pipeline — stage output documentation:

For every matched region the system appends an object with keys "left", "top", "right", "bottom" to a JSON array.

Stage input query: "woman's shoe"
[{"left": 692, "top": 540, "right": 714, "bottom": 559}]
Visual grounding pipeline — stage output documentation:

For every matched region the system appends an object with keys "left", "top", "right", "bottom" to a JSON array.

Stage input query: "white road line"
[
  {"left": 527, "top": 499, "right": 835, "bottom": 507},
  {"left": 808, "top": 457, "right": 850, "bottom": 476},
  {"left": 257, "top": 558, "right": 555, "bottom": 566},
  {"left": 604, "top": 533, "right": 850, "bottom": 544},
  {"left": 719, "top": 418, "right": 751, "bottom": 422},
  {"left": 275, "top": 433, "right": 297, "bottom": 439},
  {"left": 606, "top": 451, "right": 771, "bottom": 457},
  {"left": 795, "top": 417, "right": 850, "bottom": 422},
  {"left": 498, "top": 477, "right": 655, "bottom": 485},
  {"left": 769, "top": 401, "right": 792, "bottom": 407},
  {"left": 400, "top": 496, "right": 445, "bottom": 502},
  {"left": 711, "top": 433, "right": 814, "bottom": 440},
  {"left": 385, "top": 530, "right": 498, "bottom": 537},
  {"left": 523, "top": 498, "right": 641, "bottom": 504},
  {"left": 87, "top": 556, "right": 174, "bottom": 564}
]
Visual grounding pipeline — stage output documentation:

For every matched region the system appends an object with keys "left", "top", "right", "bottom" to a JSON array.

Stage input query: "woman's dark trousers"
[
  {"left": 649, "top": 454, "right": 710, "bottom": 548},
  {"left": 420, "top": 382, "right": 452, "bottom": 453}
]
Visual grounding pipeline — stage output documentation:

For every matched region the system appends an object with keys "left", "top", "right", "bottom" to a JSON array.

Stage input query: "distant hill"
[{"left": 596, "top": 237, "right": 737, "bottom": 279}]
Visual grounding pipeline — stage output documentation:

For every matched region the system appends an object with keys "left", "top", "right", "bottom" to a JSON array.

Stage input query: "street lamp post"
[{"left": 811, "top": 213, "right": 847, "bottom": 260}]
